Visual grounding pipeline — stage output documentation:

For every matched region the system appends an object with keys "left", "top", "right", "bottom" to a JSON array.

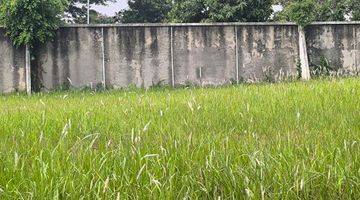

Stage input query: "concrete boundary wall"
[
  {"left": 306, "top": 24, "right": 360, "bottom": 73},
  {"left": 39, "top": 23, "right": 303, "bottom": 90},
  {"left": 0, "top": 22, "right": 359, "bottom": 93},
  {"left": 0, "top": 28, "right": 27, "bottom": 93},
  {"left": 39, "top": 27, "right": 104, "bottom": 90}
]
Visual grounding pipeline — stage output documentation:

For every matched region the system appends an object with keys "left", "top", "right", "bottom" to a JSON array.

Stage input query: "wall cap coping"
[
  {"left": 1, "top": 21, "right": 360, "bottom": 29},
  {"left": 60, "top": 21, "right": 360, "bottom": 28},
  {"left": 63, "top": 22, "right": 297, "bottom": 27}
]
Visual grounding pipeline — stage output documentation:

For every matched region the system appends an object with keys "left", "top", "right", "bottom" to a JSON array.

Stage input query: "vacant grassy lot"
[{"left": 0, "top": 78, "right": 359, "bottom": 199}]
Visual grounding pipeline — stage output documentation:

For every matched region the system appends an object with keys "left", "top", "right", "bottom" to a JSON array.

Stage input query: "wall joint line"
[
  {"left": 235, "top": 26, "right": 239, "bottom": 84},
  {"left": 101, "top": 27, "right": 106, "bottom": 88},
  {"left": 353, "top": 25, "right": 357, "bottom": 71},
  {"left": 170, "top": 26, "right": 175, "bottom": 87},
  {"left": 25, "top": 45, "right": 31, "bottom": 95}
]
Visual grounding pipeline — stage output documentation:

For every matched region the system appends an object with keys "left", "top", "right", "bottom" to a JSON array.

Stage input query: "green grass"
[{"left": 0, "top": 78, "right": 359, "bottom": 199}]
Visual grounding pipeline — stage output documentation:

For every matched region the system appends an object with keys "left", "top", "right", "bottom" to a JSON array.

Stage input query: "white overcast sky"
[{"left": 93, "top": 0, "right": 128, "bottom": 16}]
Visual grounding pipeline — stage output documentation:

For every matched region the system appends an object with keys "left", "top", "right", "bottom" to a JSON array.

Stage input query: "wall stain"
[
  {"left": 138, "top": 27, "right": 146, "bottom": 87},
  {"left": 59, "top": 28, "right": 71, "bottom": 87},
  {"left": 2, "top": 25, "right": 360, "bottom": 92},
  {"left": 124, "top": 27, "right": 135, "bottom": 85},
  {"left": 173, "top": 26, "right": 190, "bottom": 84},
  {"left": 217, "top": 26, "right": 227, "bottom": 78},
  {"left": 246, "top": 26, "right": 254, "bottom": 54},
  {"left": 12, "top": 46, "right": 20, "bottom": 90},
  {"left": 202, "top": 26, "right": 212, "bottom": 48},
  {"left": 103, "top": 28, "right": 110, "bottom": 85},
  {"left": 237, "top": 26, "right": 245, "bottom": 80},
  {"left": 149, "top": 27, "right": 160, "bottom": 84},
  {"left": 332, "top": 25, "right": 344, "bottom": 69},
  {"left": 51, "top": 32, "right": 60, "bottom": 87},
  {"left": 74, "top": 28, "right": 81, "bottom": 84},
  {"left": 0, "top": 44, "right": 3, "bottom": 90},
  {"left": 168, "top": 27, "right": 173, "bottom": 84},
  {"left": 0, "top": 29, "right": 6, "bottom": 91}
]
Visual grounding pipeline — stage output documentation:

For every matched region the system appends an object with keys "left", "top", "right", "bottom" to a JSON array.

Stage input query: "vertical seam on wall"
[
  {"left": 298, "top": 26, "right": 310, "bottom": 80},
  {"left": 170, "top": 26, "right": 175, "bottom": 87},
  {"left": 101, "top": 27, "right": 106, "bottom": 88},
  {"left": 235, "top": 25, "right": 239, "bottom": 84},
  {"left": 354, "top": 25, "right": 357, "bottom": 72},
  {"left": 25, "top": 45, "right": 31, "bottom": 94}
]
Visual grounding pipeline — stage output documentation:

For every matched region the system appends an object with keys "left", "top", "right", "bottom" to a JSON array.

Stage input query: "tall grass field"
[{"left": 0, "top": 78, "right": 359, "bottom": 199}]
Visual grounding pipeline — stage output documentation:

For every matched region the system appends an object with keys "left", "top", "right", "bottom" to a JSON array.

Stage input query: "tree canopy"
[
  {"left": 66, "top": 0, "right": 115, "bottom": 23},
  {"left": 115, "top": 0, "right": 172, "bottom": 23},
  {"left": 0, "top": 0, "right": 67, "bottom": 47},
  {"left": 169, "top": 0, "right": 273, "bottom": 23},
  {"left": 117, "top": 0, "right": 359, "bottom": 24},
  {"left": 275, "top": 0, "right": 359, "bottom": 26},
  {"left": 348, "top": 0, "right": 360, "bottom": 20},
  {"left": 117, "top": 0, "right": 273, "bottom": 23},
  {"left": 0, "top": 0, "right": 69, "bottom": 91}
]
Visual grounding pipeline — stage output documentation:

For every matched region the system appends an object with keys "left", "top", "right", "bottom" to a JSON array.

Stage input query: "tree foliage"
[
  {"left": 0, "top": 0, "right": 67, "bottom": 47},
  {"left": 316, "top": 0, "right": 347, "bottom": 21},
  {"left": 276, "top": 0, "right": 317, "bottom": 26},
  {"left": 167, "top": 0, "right": 206, "bottom": 23},
  {"left": 0, "top": 0, "right": 68, "bottom": 91},
  {"left": 117, "top": 0, "right": 359, "bottom": 24},
  {"left": 89, "top": 10, "right": 115, "bottom": 24},
  {"left": 118, "top": 0, "right": 273, "bottom": 23},
  {"left": 204, "top": 0, "right": 272, "bottom": 22},
  {"left": 276, "top": 0, "right": 358, "bottom": 26},
  {"left": 66, "top": 0, "right": 115, "bottom": 23},
  {"left": 116, "top": 0, "right": 172, "bottom": 23},
  {"left": 347, "top": 0, "right": 360, "bottom": 20}
]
